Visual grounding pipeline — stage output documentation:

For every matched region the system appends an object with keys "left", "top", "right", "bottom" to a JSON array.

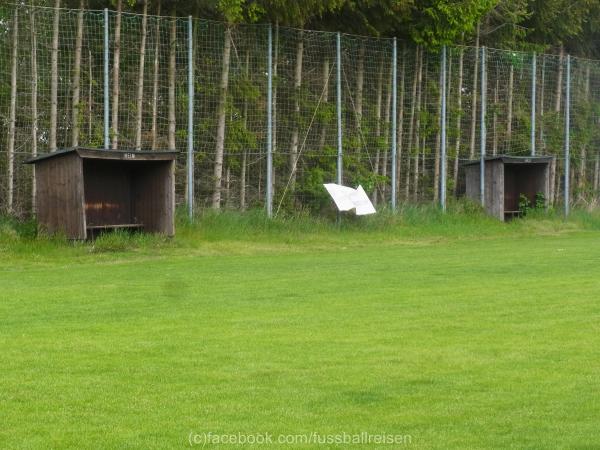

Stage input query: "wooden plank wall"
[
  {"left": 465, "top": 161, "right": 504, "bottom": 220},
  {"left": 35, "top": 153, "right": 86, "bottom": 239},
  {"left": 132, "top": 161, "right": 175, "bottom": 236}
]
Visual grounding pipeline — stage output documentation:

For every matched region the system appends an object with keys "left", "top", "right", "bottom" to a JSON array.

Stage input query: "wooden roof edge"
[
  {"left": 24, "top": 147, "right": 179, "bottom": 164},
  {"left": 462, "top": 155, "right": 555, "bottom": 166}
]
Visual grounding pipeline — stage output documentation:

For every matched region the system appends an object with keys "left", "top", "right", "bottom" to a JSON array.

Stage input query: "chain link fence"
[{"left": 0, "top": 3, "right": 598, "bottom": 218}]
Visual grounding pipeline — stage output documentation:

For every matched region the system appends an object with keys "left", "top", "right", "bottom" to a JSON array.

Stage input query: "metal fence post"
[
  {"left": 187, "top": 16, "right": 194, "bottom": 220},
  {"left": 531, "top": 52, "right": 536, "bottom": 156},
  {"left": 391, "top": 38, "right": 397, "bottom": 210},
  {"left": 565, "top": 54, "right": 571, "bottom": 216},
  {"left": 480, "top": 46, "right": 486, "bottom": 207},
  {"left": 440, "top": 45, "right": 447, "bottom": 211},
  {"left": 266, "top": 25, "right": 273, "bottom": 218},
  {"left": 336, "top": 32, "right": 343, "bottom": 186},
  {"left": 103, "top": 8, "right": 109, "bottom": 149}
]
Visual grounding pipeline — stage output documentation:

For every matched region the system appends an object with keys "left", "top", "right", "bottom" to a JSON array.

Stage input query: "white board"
[{"left": 323, "top": 183, "right": 376, "bottom": 215}]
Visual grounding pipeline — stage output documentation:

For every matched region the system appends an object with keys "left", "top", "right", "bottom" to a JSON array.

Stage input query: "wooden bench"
[
  {"left": 86, "top": 223, "right": 144, "bottom": 238},
  {"left": 504, "top": 210, "right": 523, "bottom": 220}
]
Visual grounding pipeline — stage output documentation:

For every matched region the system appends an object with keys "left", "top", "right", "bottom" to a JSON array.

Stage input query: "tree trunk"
[
  {"left": 413, "top": 47, "right": 424, "bottom": 201},
  {"left": 381, "top": 61, "right": 393, "bottom": 204},
  {"left": 71, "top": 1, "right": 84, "bottom": 147},
  {"left": 88, "top": 49, "right": 93, "bottom": 141},
  {"left": 469, "top": 22, "right": 480, "bottom": 159},
  {"left": 290, "top": 31, "right": 304, "bottom": 187},
  {"left": 355, "top": 42, "right": 365, "bottom": 132},
  {"left": 396, "top": 46, "right": 406, "bottom": 199},
  {"left": 594, "top": 153, "right": 599, "bottom": 193},
  {"left": 168, "top": 7, "right": 177, "bottom": 151},
  {"left": 372, "top": 58, "right": 384, "bottom": 205},
  {"left": 492, "top": 71, "right": 498, "bottom": 155},
  {"left": 555, "top": 160, "right": 561, "bottom": 206},
  {"left": 7, "top": 9, "right": 18, "bottom": 213},
  {"left": 271, "top": 22, "right": 279, "bottom": 195},
  {"left": 31, "top": 9, "right": 39, "bottom": 213},
  {"left": 212, "top": 27, "right": 232, "bottom": 209},
  {"left": 405, "top": 148, "right": 412, "bottom": 201},
  {"left": 318, "top": 57, "right": 330, "bottom": 152},
  {"left": 225, "top": 166, "right": 231, "bottom": 208},
  {"left": 406, "top": 46, "right": 419, "bottom": 200},
  {"left": 453, "top": 47, "right": 464, "bottom": 196},
  {"left": 111, "top": 0, "right": 122, "bottom": 149},
  {"left": 50, "top": 0, "right": 60, "bottom": 152},
  {"left": 151, "top": 0, "right": 161, "bottom": 149},
  {"left": 506, "top": 64, "right": 514, "bottom": 152},
  {"left": 422, "top": 137, "right": 426, "bottom": 182},
  {"left": 577, "top": 63, "right": 591, "bottom": 200},
  {"left": 554, "top": 45, "right": 564, "bottom": 113},
  {"left": 433, "top": 60, "right": 443, "bottom": 203},
  {"left": 550, "top": 45, "right": 564, "bottom": 205},
  {"left": 549, "top": 159, "right": 557, "bottom": 205},
  {"left": 289, "top": 31, "right": 304, "bottom": 192},
  {"left": 240, "top": 151, "right": 247, "bottom": 210},
  {"left": 539, "top": 56, "right": 546, "bottom": 152},
  {"left": 135, "top": 0, "right": 148, "bottom": 150},
  {"left": 420, "top": 61, "right": 429, "bottom": 189},
  {"left": 442, "top": 51, "right": 452, "bottom": 201}
]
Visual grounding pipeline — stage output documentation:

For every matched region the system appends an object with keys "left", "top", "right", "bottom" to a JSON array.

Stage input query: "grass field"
[{"left": 1, "top": 207, "right": 600, "bottom": 449}]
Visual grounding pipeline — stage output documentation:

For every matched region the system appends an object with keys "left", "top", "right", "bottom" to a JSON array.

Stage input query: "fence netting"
[{"left": 0, "top": 4, "right": 597, "bottom": 217}]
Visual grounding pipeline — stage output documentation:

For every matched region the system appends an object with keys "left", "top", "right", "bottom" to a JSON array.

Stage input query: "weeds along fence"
[{"left": 1, "top": 3, "right": 600, "bottom": 218}]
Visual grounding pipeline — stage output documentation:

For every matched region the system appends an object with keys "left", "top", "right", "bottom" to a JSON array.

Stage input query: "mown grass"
[{"left": 1, "top": 205, "right": 600, "bottom": 448}]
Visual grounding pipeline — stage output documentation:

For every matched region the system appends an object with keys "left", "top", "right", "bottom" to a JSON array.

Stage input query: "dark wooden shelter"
[
  {"left": 26, "top": 148, "right": 177, "bottom": 239},
  {"left": 464, "top": 155, "right": 554, "bottom": 221}
]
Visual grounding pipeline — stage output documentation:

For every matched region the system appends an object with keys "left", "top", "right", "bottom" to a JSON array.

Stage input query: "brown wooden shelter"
[
  {"left": 464, "top": 155, "right": 554, "bottom": 221},
  {"left": 26, "top": 148, "right": 176, "bottom": 239}
]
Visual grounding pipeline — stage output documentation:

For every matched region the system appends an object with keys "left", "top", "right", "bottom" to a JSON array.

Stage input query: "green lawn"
[{"left": 1, "top": 211, "right": 600, "bottom": 449}]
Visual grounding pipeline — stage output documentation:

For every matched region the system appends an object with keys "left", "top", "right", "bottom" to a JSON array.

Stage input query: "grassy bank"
[{"left": 2, "top": 203, "right": 600, "bottom": 261}]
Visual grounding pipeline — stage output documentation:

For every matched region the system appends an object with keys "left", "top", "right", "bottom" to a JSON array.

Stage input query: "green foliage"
[
  {"left": 519, "top": 192, "right": 546, "bottom": 216},
  {"left": 407, "top": 0, "right": 494, "bottom": 48},
  {"left": 519, "top": 193, "right": 531, "bottom": 215},
  {"left": 535, "top": 192, "right": 546, "bottom": 209},
  {"left": 216, "top": 0, "right": 264, "bottom": 23},
  {"left": 257, "top": 0, "right": 345, "bottom": 26}
]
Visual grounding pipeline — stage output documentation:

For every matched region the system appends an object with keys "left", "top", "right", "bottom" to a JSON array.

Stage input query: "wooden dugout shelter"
[
  {"left": 464, "top": 155, "right": 554, "bottom": 221},
  {"left": 25, "top": 148, "right": 176, "bottom": 239}
]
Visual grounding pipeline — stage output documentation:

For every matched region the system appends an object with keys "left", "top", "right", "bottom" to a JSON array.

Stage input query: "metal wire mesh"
[{"left": 0, "top": 3, "right": 597, "bottom": 218}]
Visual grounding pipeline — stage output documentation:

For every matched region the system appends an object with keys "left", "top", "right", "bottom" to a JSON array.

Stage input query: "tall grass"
[{"left": 2, "top": 200, "right": 600, "bottom": 259}]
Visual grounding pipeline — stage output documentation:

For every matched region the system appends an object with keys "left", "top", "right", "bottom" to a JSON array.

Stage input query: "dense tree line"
[
  {"left": 1, "top": 1, "right": 600, "bottom": 216},
  {"left": 27, "top": 0, "right": 599, "bottom": 57}
]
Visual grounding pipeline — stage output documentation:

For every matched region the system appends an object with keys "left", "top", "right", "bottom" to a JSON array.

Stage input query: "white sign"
[{"left": 323, "top": 183, "right": 376, "bottom": 215}]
